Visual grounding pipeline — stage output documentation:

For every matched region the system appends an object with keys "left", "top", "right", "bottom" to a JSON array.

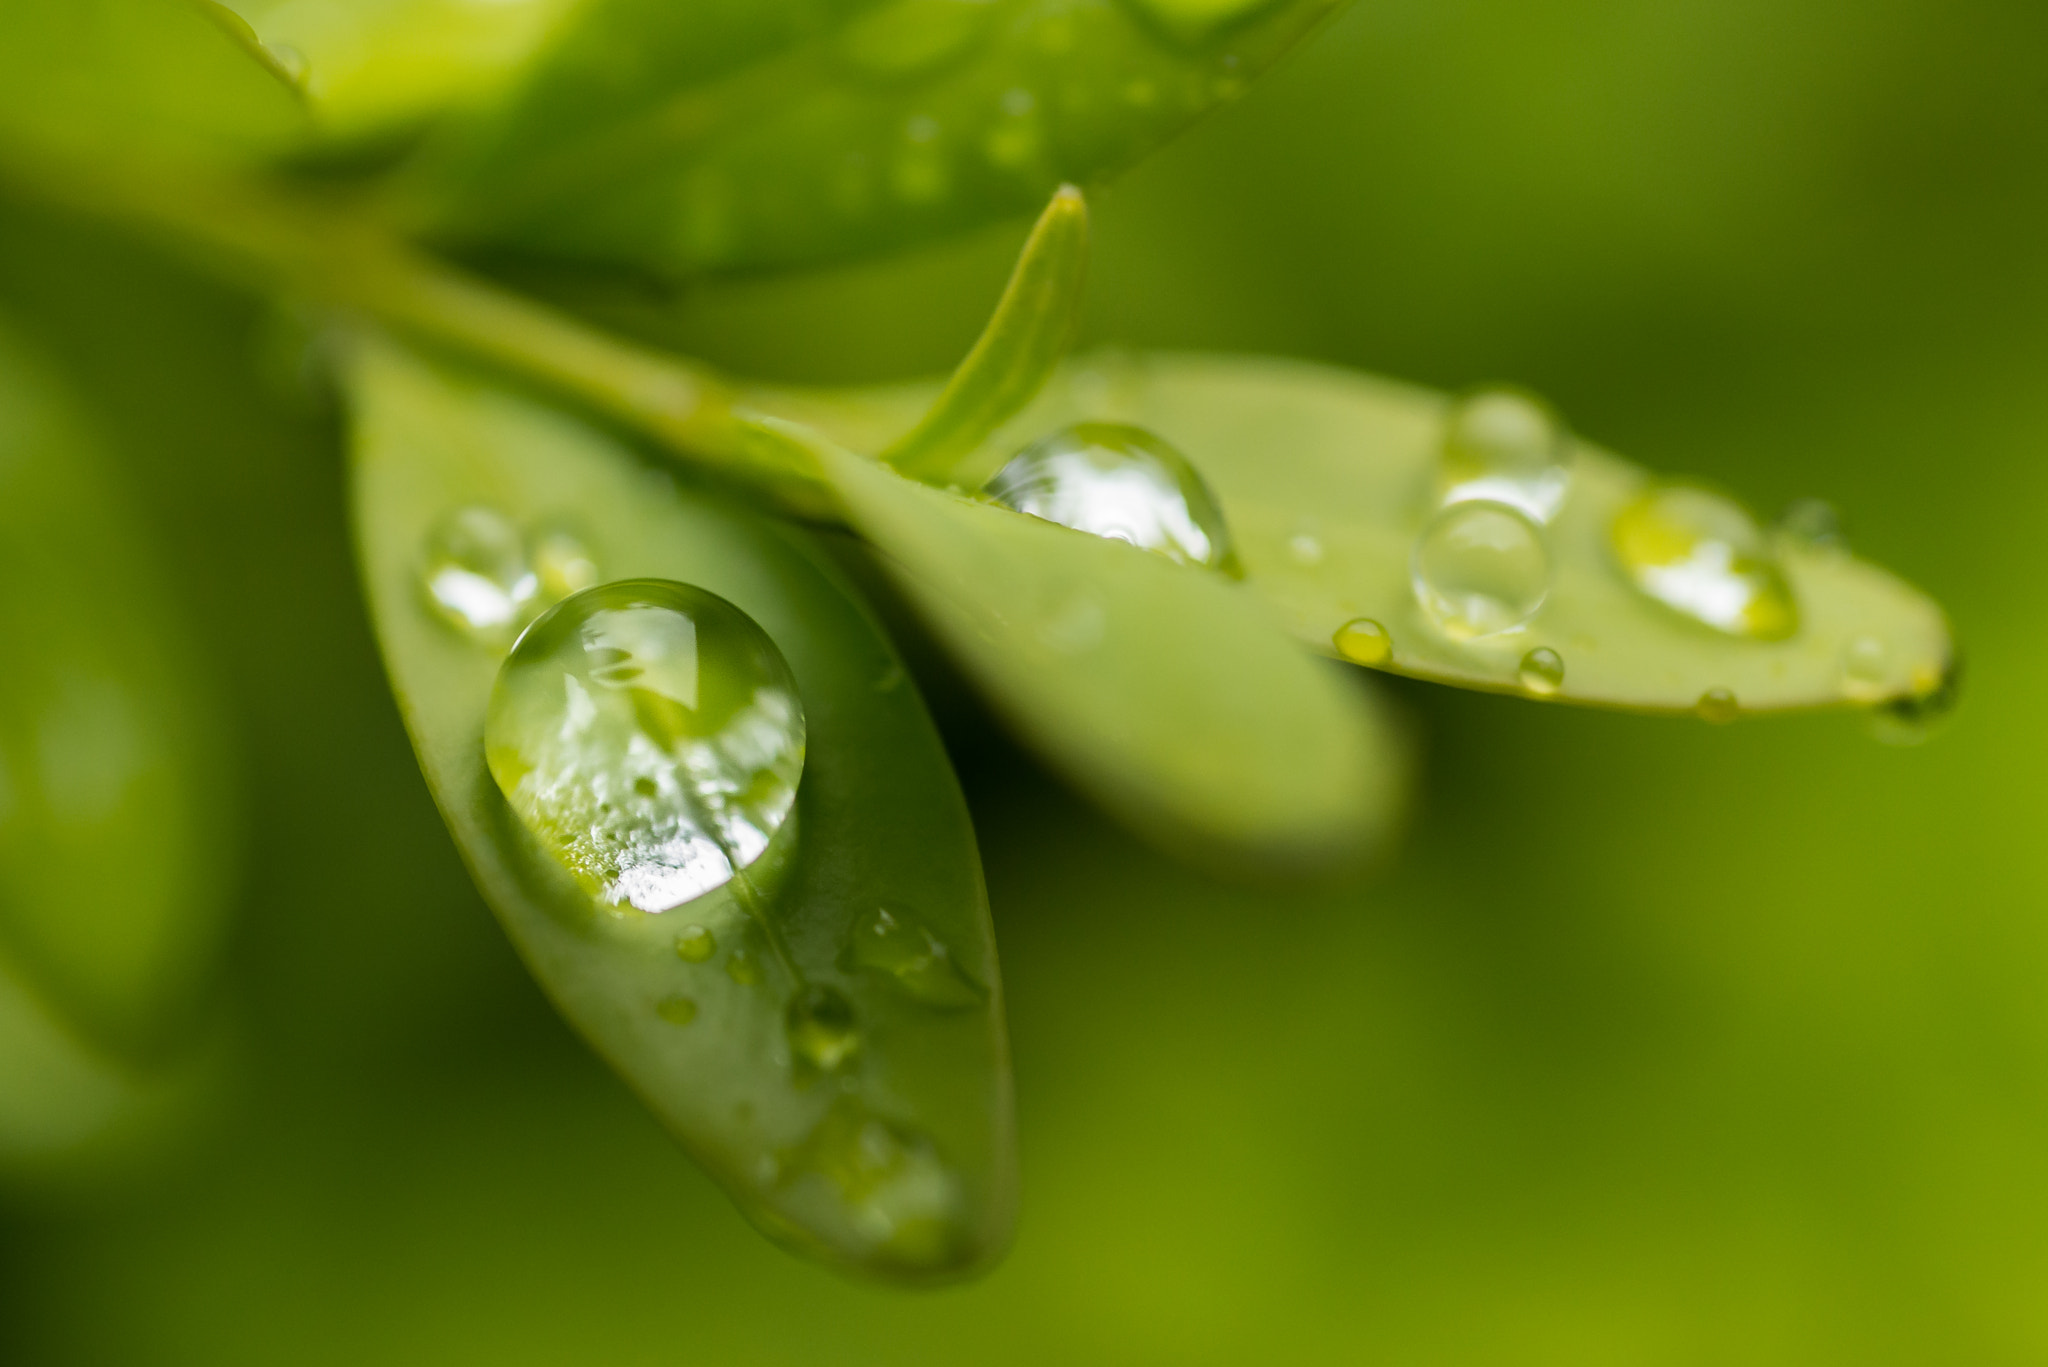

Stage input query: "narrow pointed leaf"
[
  {"left": 787, "top": 353, "right": 1953, "bottom": 716},
  {"left": 769, "top": 421, "right": 1404, "bottom": 868},
  {"left": 418, "top": 0, "right": 1345, "bottom": 277},
  {"left": 348, "top": 337, "right": 1012, "bottom": 1280},
  {"left": 0, "top": 318, "right": 237, "bottom": 1063},
  {"left": 882, "top": 184, "right": 1087, "bottom": 484}
]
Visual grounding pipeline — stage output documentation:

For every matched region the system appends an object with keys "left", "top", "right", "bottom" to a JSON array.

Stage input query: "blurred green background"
[{"left": 4, "top": 0, "right": 2047, "bottom": 1360}]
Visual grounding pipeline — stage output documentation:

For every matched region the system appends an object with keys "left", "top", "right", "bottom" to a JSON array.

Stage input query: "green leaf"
[
  {"left": 758, "top": 418, "right": 1405, "bottom": 869},
  {"left": 0, "top": 317, "right": 238, "bottom": 1061},
  {"left": 224, "top": 0, "right": 582, "bottom": 144},
  {"left": 786, "top": 353, "right": 1955, "bottom": 717},
  {"left": 347, "top": 337, "right": 1012, "bottom": 1280},
  {"left": 882, "top": 184, "right": 1087, "bottom": 484},
  {"left": 414, "top": 0, "right": 1346, "bottom": 277},
  {"left": 0, "top": 0, "right": 308, "bottom": 171}
]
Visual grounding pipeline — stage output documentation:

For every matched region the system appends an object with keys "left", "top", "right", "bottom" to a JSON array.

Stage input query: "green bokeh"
[{"left": 4, "top": 0, "right": 2047, "bottom": 1360}]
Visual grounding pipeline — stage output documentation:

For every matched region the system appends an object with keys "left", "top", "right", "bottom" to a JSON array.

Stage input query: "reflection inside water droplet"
[
  {"left": 1611, "top": 485, "right": 1798, "bottom": 640},
  {"left": 1332, "top": 618, "right": 1392, "bottom": 666},
  {"left": 484, "top": 580, "right": 805, "bottom": 913},
  {"left": 984, "top": 423, "right": 1240, "bottom": 574},
  {"left": 1518, "top": 647, "right": 1565, "bottom": 696},
  {"left": 778, "top": 1098, "right": 969, "bottom": 1269},
  {"left": 787, "top": 985, "right": 861, "bottom": 1076},
  {"left": 1438, "top": 386, "right": 1572, "bottom": 522},
  {"left": 1696, "top": 688, "right": 1739, "bottom": 723},
  {"left": 1411, "top": 501, "right": 1550, "bottom": 640},
  {"left": 843, "top": 906, "right": 984, "bottom": 1009}
]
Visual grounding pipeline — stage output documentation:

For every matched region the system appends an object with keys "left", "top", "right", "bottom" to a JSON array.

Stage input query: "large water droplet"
[
  {"left": 777, "top": 1098, "right": 968, "bottom": 1269},
  {"left": 984, "top": 423, "right": 1239, "bottom": 573},
  {"left": 484, "top": 580, "right": 805, "bottom": 913},
  {"left": 843, "top": 906, "right": 984, "bottom": 1010},
  {"left": 1518, "top": 647, "right": 1564, "bottom": 696},
  {"left": 1611, "top": 485, "right": 1798, "bottom": 640},
  {"left": 1331, "top": 618, "right": 1392, "bottom": 666},
  {"left": 787, "top": 985, "right": 860, "bottom": 1076},
  {"left": 422, "top": 506, "right": 539, "bottom": 645},
  {"left": 1411, "top": 501, "right": 1550, "bottom": 640},
  {"left": 1438, "top": 386, "right": 1571, "bottom": 522}
]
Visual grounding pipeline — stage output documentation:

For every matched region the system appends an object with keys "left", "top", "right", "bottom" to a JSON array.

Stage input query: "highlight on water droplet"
[
  {"left": 777, "top": 1097, "right": 969, "bottom": 1271},
  {"left": 1332, "top": 618, "right": 1392, "bottom": 666},
  {"left": 786, "top": 985, "right": 861, "bottom": 1077},
  {"left": 984, "top": 423, "right": 1240, "bottom": 574},
  {"left": 1869, "top": 654, "right": 1961, "bottom": 746},
  {"left": 1438, "top": 386, "right": 1572, "bottom": 522},
  {"left": 1695, "top": 688, "right": 1739, "bottom": 724},
  {"left": 421, "top": 505, "right": 539, "bottom": 645},
  {"left": 674, "top": 924, "right": 716, "bottom": 963},
  {"left": 1611, "top": 484, "right": 1799, "bottom": 640},
  {"left": 656, "top": 996, "right": 699, "bottom": 1026},
  {"left": 842, "top": 906, "right": 985, "bottom": 1010},
  {"left": 1518, "top": 647, "right": 1565, "bottom": 696},
  {"left": 484, "top": 580, "right": 805, "bottom": 913},
  {"left": 1287, "top": 529, "right": 1325, "bottom": 566},
  {"left": 1411, "top": 501, "right": 1551, "bottom": 641}
]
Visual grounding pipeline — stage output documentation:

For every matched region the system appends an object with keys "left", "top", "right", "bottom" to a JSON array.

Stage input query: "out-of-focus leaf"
[
  {"left": 348, "top": 336, "right": 1012, "bottom": 1280},
  {"left": 0, "top": 318, "right": 238, "bottom": 1065},
  {"left": 764, "top": 420, "right": 1403, "bottom": 869},
  {"left": 417, "top": 0, "right": 1346, "bottom": 278},
  {"left": 0, "top": 0, "right": 308, "bottom": 171},
  {"left": 882, "top": 183, "right": 1087, "bottom": 484},
  {"left": 782, "top": 353, "right": 1954, "bottom": 716},
  {"left": 226, "top": 0, "right": 581, "bottom": 144}
]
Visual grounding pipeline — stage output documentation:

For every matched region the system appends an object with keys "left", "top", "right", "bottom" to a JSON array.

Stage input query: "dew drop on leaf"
[
  {"left": 421, "top": 505, "right": 539, "bottom": 645},
  {"left": 655, "top": 996, "right": 698, "bottom": 1026},
  {"left": 983, "top": 423, "right": 1239, "bottom": 573},
  {"left": 726, "top": 950, "right": 763, "bottom": 986},
  {"left": 483, "top": 580, "right": 805, "bottom": 912},
  {"left": 673, "top": 924, "right": 716, "bottom": 963},
  {"left": 1841, "top": 636, "right": 1891, "bottom": 702},
  {"left": 843, "top": 906, "right": 985, "bottom": 1010},
  {"left": 1868, "top": 655, "right": 1961, "bottom": 746},
  {"left": 1518, "top": 647, "right": 1565, "bottom": 696},
  {"left": 1695, "top": 687, "right": 1740, "bottom": 724},
  {"left": 777, "top": 1098, "right": 969, "bottom": 1269},
  {"left": 1438, "top": 386, "right": 1572, "bottom": 523},
  {"left": 532, "top": 527, "right": 600, "bottom": 601},
  {"left": 1776, "top": 497, "right": 1847, "bottom": 554},
  {"left": 786, "top": 985, "right": 861, "bottom": 1076},
  {"left": 1411, "top": 501, "right": 1550, "bottom": 641},
  {"left": 1611, "top": 485, "right": 1798, "bottom": 641},
  {"left": 1331, "top": 617, "right": 1392, "bottom": 666}
]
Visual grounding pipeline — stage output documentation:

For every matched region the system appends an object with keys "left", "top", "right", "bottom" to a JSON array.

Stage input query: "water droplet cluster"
[
  {"left": 484, "top": 580, "right": 805, "bottom": 913},
  {"left": 984, "top": 423, "right": 1239, "bottom": 574}
]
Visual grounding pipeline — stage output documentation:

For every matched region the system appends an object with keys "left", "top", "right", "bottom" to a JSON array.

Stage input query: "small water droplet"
[
  {"left": 727, "top": 950, "right": 762, "bottom": 986},
  {"left": 985, "top": 423, "right": 1239, "bottom": 573},
  {"left": 891, "top": 115, "right": 949, "bottom": 203},
  {"left": 532, "top": 529, "right": 599, "bottom": 601},
  {"left": 264, "top": 41, "right": 308, "bottom": 87},
  {"left": 1288, "top": 530, "right": 1325, "bottom": 566},
  {"left": 777, "top": 1098, "right": 968, "bottom": 1269},
  {"left": 1411, "top": 501, "right": 1550, "bottom": 640},
  {"left": 484, "top": 581, "right": 805, "bottom": 912},
  {"left": 1869, "top": 655, "right": 1961, "bottom": 745},
  {"left": 1777, "top": 498, "right": 1846, "bottom": 554},
  {"left": 843, "top": 906, "right": 984, "bottom": 1009},
  {"left": 1612, "top": 485, "right": 1798, "bottom": 640},
  {"left": 421, "top": 506, "right": 539, "bottom": 645},
  {"left": 1519, "top": 647, "right": 1565, "bottom": 696},
  {"left": 1841, "top": 636, "right": 1890, "bottom": 702},
  {"left": 1695, "top": 688, "right": 1739, "bottom": 723},
  {"left": 787, "top": 985, "right": 861, "bottom": 1076},
  {"left": 1332, "top": 618, "right": 1392, "bottom": 666},
  {"left": 1438, "top": 386, "right": 1571, "bottom": 522},
  {"left": 674, "top": 924, "right": 716, "bottom": 962},
  {"left": 656, "top": 996, "right": 698, "bottom": 1026}
]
